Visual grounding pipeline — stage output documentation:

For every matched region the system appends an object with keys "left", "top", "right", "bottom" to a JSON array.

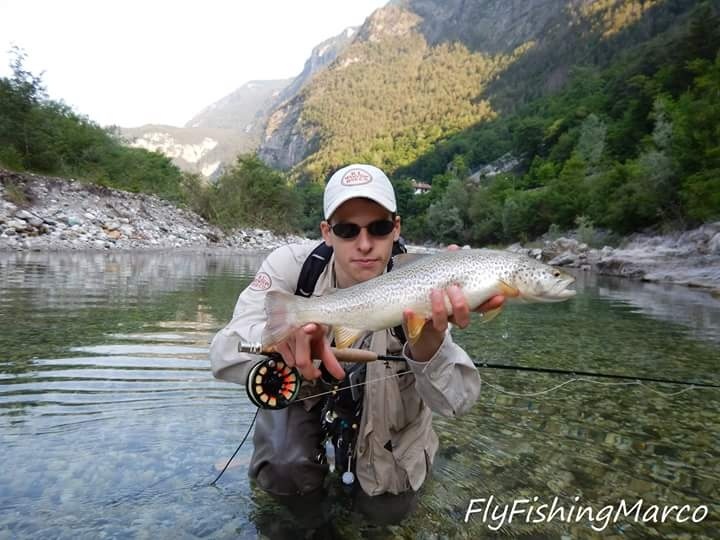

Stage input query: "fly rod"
[{"left": 239, "top": 342, "right": 720, "bottom": 411}]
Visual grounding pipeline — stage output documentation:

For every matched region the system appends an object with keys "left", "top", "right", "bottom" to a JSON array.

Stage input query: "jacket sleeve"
[
  {"left": 209, "top": 245, "right": 302, "bottom": 385},
  {"left": 402, "top": 332, "right": 481, "bottom": 417}
]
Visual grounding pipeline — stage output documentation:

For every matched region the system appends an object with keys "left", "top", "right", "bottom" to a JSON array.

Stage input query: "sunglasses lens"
[
  {"left": 367, "top": 220, "right": 395, "bottom": 236},
  {"left": 332, "top": 223, "right": 361, "bottom": 239},
  {"left": 331, "top": 220, "right": 394, "bottom": 239}
]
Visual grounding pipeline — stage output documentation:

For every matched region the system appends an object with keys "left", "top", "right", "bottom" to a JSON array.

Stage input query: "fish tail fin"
[{"left": 262, "top": 290, "right": 301, "bottom": 347}]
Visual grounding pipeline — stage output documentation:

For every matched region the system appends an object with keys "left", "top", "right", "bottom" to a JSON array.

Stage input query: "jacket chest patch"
[{"left": 249, "top": 272, "right": 272, "bottom": 291}]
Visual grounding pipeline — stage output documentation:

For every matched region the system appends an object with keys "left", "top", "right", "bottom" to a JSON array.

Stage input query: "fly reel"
[{"left": 246, "top": 354, "right": 300, "bottom": 409}]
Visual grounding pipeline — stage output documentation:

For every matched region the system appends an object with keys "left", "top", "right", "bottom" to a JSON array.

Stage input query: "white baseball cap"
[{"left": 323, "top": 164, "right": 397, "bottom": 220}]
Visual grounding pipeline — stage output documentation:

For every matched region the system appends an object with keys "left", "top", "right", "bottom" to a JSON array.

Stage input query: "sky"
[{"left": 0, "top": 0, "right": 389, "bottom": 128}]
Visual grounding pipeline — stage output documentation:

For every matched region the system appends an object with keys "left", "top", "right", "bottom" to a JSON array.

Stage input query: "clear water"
[{"left": 0, "top": 250, "right": 718, "bottom": 539}]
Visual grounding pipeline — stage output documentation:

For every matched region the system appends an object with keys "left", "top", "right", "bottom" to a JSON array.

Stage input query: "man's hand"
[
  {"left": 404, "top": 289, "right": 506, "bottom": 362},
  {"left": 274, "top": 323, "right": 345, "bottom": 381}
]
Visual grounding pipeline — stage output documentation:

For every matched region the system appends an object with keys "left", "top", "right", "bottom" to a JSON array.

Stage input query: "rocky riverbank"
[
  {"left": 0, "top": 169, "right": 306, "bottom": 251},
  {"left": 508, "top": 223, "right": 720, "bottom": 289},
  {"left": 2, "top": 169, "right": 718, "bottom": 289}
]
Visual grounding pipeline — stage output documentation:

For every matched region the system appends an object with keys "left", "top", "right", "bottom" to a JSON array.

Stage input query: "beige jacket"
[{"left": 209, "top": 242, "right": 481, "bottom": 495}]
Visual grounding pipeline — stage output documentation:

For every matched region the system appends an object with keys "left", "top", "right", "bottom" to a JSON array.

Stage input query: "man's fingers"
[
  {"left": 276, "top": 341, "right": 294, "bottom": 367},
  {"left": 318, "top": 340, "right": 344, "bottom": 380},
  {"left": 299, "top": 363, "right": 321, "bottom": 380},
  {"left": 294, "top": 331, "right": 311, "bottom": 371},
  {"left": 302, "top": 323, "right": 332, "bottom": 380},
  {"left": 430, "top": 289, "right": 449, "bottom": 332},
  {"left": 476, "top": 295, "right": 505, "bottom": 313},
  {"left": 447, "top": 285, "right": 470, "bottom": 328}
]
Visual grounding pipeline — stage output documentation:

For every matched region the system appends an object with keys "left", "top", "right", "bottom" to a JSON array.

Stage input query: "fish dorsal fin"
[
  {"left": 405, "top": 314, "right": 427, "bottom": 344},
  {"left": 334, "top": 327, "right": 363, "bottom": 349}
]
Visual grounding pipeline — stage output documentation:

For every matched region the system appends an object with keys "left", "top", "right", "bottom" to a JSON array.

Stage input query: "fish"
[{"left": 261, "top": 248, "right": 576, "bottom": 348}]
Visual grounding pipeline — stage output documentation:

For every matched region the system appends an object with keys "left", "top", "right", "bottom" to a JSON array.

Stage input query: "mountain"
[
  {"left": 256, "top": 0, "right": 706, "bottom": 182},
  {"left": 122, "top": 79, "right": 289, "bottom": 180},
  {"left": 185, "top": 79, "right": 290, "bottom": 133},
  {"left": 122, "top": 22, "right": 359, "bottom": 180},
  {"left": 258, "top": 26, "right": 359, "bottom": 170},
  {"left": 120, "top": 125, "right": 248, "bottom": 180}
]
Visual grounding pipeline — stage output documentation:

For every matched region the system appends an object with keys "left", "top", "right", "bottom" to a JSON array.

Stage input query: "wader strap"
[{"left": 295, "top": 242, "right": 334, "bottom": 298}]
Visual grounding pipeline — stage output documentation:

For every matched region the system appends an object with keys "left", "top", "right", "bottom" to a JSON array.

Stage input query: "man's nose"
[{"left": 356, "top": 228, "right": 372, "bottom": 251}]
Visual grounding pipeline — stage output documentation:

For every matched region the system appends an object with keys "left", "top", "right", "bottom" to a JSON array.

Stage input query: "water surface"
[{"left": 1, "top": 250, "right": 718, "bottom": 539}]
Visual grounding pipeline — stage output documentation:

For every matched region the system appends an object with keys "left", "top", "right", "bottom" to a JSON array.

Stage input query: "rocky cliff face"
[
  {"left": 258, "top": 27, "right": 358, "bottom": 170},
  {"left": 259, "top": 96, "right": 319, "bottom": 171},
  {"left": 277, "top": 27, "right": 358, "bottom": 104},
  {"left": 402, "top": 0, "right": 565, "bottom": 51},
  {"left": 121, "top": 125, "right": 249, "bottom": 181}
]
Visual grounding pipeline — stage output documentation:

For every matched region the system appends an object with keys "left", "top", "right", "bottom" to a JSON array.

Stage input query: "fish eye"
[{"left": 553, "top": 270, "right": 561, "bottom": 277}]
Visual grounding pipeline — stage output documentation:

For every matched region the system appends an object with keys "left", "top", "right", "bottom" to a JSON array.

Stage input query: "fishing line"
[
  {"left": 292, "top": 369, "right": 410, "bottom": 405},
  {"left": 211, "top": 408, "right": 258, "bottom": 486},
  {"left": 481, "top": 377, "right": 699, "bottom": 398}
]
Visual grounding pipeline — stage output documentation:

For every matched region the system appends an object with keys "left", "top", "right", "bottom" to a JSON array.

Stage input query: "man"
[{"left": 209, "top": 163, "right": 503, "bottom": 523}]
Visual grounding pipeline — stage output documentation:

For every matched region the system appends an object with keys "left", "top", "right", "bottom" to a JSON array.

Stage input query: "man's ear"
[
  {"left": 320, "top": 221, "right": 333, "bottom": 246},
  {"left": 393, "top": 215, "right": 401, "bottom": 242}
]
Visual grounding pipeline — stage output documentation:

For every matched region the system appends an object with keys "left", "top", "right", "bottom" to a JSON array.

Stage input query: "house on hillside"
[{"left": 411, "top": 179, "right": 431, "bottom": 195}]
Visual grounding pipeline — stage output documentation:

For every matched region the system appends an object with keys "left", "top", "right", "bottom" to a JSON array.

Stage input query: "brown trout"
[{"left": 262, "top": 248, "right": 575, "bottom": 347}]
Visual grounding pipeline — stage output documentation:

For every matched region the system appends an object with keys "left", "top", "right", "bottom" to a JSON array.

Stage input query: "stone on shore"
[{"left": 1, "top": 169, "right": 307, "bottom": 252}]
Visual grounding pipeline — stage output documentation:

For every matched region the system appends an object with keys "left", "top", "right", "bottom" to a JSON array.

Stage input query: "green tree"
[{"left": 210, "top": 155, "right": 299, "bottom": 232}]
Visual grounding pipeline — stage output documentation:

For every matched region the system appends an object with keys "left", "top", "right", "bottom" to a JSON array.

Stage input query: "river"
[{"left": 1, "top": 250, "right": 718, "bottom": 539}]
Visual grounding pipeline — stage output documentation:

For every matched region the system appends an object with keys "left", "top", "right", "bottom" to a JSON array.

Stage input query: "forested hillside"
[
  {"left": 294, "top": 18, "right": 526, "bottom": 180},
  {"left": 396, "top": 3, "right": 720, "bottom": 244}
]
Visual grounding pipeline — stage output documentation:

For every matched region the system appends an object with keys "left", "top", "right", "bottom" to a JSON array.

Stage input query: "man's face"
[{"left": 320, "top": 198, "right": 401, "bottom": 288}]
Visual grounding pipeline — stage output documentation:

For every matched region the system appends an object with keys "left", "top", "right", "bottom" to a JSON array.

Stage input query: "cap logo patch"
[
  {"left": 249, "top": 272, "right": 272, "bottom": 291},
  {"left": 341, "top": 169, "right": 372, "bottom": 186}
]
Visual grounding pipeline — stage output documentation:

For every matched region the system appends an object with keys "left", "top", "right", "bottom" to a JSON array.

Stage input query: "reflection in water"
[{"left": 0, "top": 251, "right": 719, "bottom": 538}]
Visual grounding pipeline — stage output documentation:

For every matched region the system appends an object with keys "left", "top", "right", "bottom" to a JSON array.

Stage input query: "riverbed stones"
[{"left": 0, "top": 169, "right": 306, "bottom": 252}]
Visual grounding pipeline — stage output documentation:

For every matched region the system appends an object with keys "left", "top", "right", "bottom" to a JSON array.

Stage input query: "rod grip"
[{"left": 331, "top": 348, "right": 378, "bottom": 363}]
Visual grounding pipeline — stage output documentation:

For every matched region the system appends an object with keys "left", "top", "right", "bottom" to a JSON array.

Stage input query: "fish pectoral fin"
[
  {"left": 479, "top": 306, "right": 503, "bottom": 324},
  {"left": 406, "top": 314, "right": 427, "bottom": 344},
  {"left": 333, "top": 327, "right": 363, "bottom": 349},
  {"left": 497, "top": 280, "right": 520, "bottom": 298}
]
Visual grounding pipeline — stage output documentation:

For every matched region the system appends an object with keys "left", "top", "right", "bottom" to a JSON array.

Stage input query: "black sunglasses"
[{"left": 330, "top": 219, "right": 395, "bottom": 239}]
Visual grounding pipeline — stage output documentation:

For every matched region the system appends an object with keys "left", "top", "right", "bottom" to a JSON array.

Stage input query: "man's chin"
[{"left": 351, "top": 264, "right": 384, "bottom": 282}]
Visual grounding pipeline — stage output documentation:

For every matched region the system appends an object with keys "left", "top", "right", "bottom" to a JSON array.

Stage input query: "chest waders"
[{"left": 294, "top": 241, "right": 407, "bottom": 485}]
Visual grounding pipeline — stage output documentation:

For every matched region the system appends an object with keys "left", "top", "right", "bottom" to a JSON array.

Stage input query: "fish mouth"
[
  {"left": 546, "top": 277, "right": 577, "bottom": 301},
  {"left": 523, "top": 277, "right": 576, "bottom": 303}
]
